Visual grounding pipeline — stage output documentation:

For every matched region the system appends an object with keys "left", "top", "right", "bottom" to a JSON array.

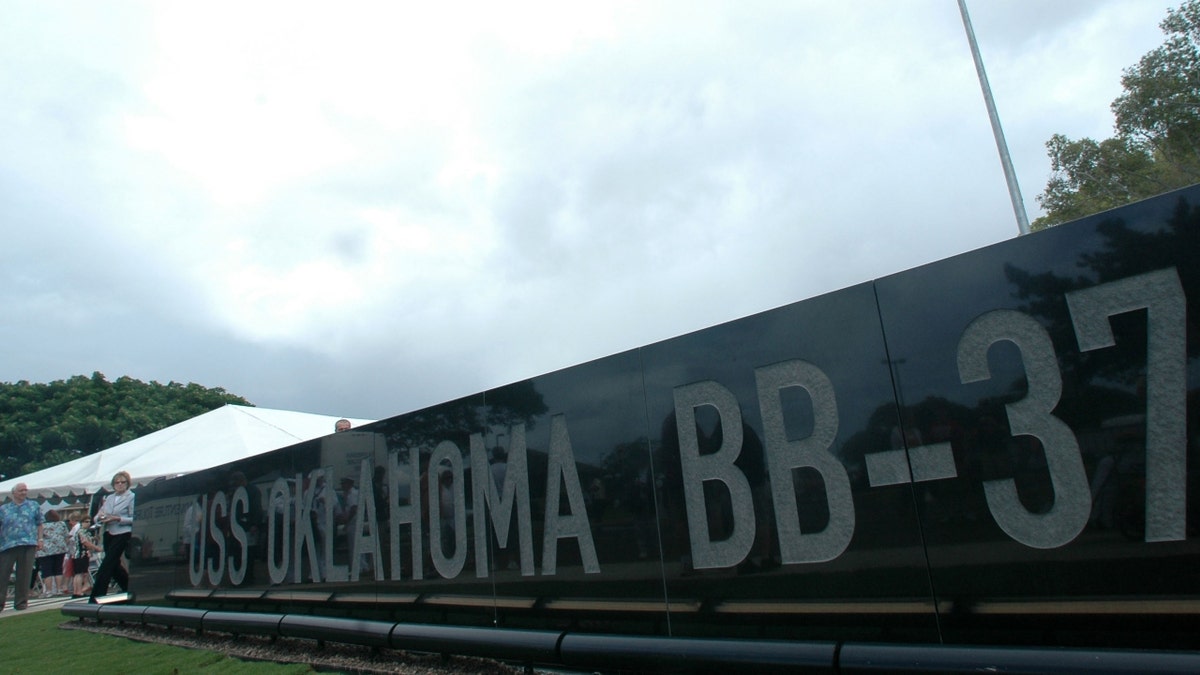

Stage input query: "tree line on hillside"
[
  {"left": 0, "top": 372, "right": 251, "bottom": 480},
  {"left": 1035, "top": 0, "right": 1200, "bottom": 228}
]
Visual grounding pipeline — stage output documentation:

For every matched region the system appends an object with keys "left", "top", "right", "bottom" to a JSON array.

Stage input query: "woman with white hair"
[{"left": 0, "top": 483, "right": 43, "bottom": 611}]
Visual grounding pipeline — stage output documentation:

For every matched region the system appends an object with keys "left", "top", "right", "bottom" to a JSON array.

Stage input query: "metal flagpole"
[{"left": 957, "top": 0, "right": 1031, "bottom": 236}]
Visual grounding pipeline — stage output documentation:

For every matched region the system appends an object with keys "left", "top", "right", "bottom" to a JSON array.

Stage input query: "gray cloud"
[{"left": 0, "top": 1, "right": 1174, "bottom": 424}]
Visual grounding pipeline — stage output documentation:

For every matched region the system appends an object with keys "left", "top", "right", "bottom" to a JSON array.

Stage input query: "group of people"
[
  {"left": 0, "top": 471, "right": 136, "bottom": 611},
  {"left": 31, "top": 508, "right": 101, "bottom": 598}
]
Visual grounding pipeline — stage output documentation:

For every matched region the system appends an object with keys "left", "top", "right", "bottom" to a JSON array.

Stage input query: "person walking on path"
[
  {"left": 89, "top": 471, "right": 135, "bottom": 603},
  {"left": 0, "top": 483, "right": 45, "bottom": 612}
]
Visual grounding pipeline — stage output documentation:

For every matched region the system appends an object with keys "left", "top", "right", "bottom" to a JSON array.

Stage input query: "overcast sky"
[{"left": 0, "top": 1, "right": 1174, "bottom": 421}]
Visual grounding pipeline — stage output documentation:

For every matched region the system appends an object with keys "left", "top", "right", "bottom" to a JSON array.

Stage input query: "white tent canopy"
[{"left": 0, "top": 405, "right": 373, "bottom": 500}]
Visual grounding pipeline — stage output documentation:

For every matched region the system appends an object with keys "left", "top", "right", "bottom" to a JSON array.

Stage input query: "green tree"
[
  {"left": 0, "top": 372, "right": 252, "bottom": 480},
  {"left": 1034, "top": 1, "right": 1200, "bottom": 230}
]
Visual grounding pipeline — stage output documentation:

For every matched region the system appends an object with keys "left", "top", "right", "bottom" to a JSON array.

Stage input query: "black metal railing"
[{"left": 62, "top": 601, "right": 1200, "bottom": 674}]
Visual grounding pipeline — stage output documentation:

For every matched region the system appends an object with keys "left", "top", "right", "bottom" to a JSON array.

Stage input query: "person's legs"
[
  {"left": 50, "top": 555, "right": 65, "bottom": 595},
  {"left": 12, "top": 546, "right": 36, "bottom": 610},
  {"left": 89, "top": 532, "right": 130, "bottom": 600},
  {"left": 111, "top": 541, "right": 129, "bottom": 592},
  {"left": 90, "top": 535, "right": 117, "bottom": 599},
  {"left": 72, "top": 557, "right": 91, "bottom": 596},
  {"left": 34, "top": 557, "right": 45, "bottom": 596},
  {"left": 0, "top": 548, "right": 15, "bottom": 610},
  {"left": 36, "top": 555, "right": 57, "bottom": 596}
]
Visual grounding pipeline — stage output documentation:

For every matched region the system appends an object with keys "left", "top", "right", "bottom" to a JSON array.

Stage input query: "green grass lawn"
[{"left": 0, "top": 610, "right": 317, "bottom": 674}]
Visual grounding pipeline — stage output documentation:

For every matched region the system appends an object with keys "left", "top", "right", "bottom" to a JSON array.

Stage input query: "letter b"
[{"left": 674, "top": 381, "right": 755, "bottom": 569}]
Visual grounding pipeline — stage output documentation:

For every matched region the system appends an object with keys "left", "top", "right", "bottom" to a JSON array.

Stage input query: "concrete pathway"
[{"left": 0, "top": 593, "right": 78, "bottom": 618}]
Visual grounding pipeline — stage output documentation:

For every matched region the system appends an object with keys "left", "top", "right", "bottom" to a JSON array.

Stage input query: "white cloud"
[{"left": 0, "top": 0, "right": 1177, "bottom": 419}]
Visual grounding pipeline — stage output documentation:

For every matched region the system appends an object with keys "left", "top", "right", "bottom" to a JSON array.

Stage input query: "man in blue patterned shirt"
[{"left": 0, "top": 483, "right": 44, "bottom": 611}]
